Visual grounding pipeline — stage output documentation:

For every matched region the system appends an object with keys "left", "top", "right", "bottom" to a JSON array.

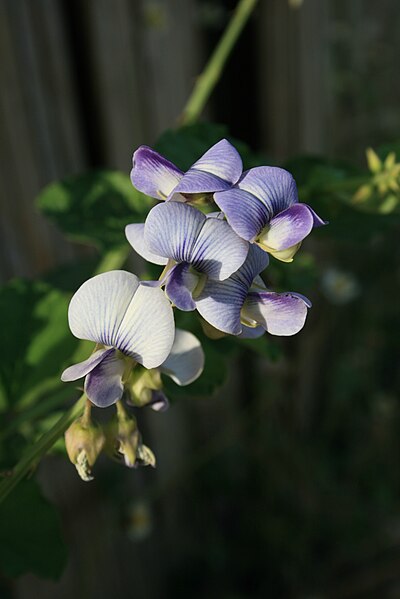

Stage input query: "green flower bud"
[
  {"left": 65, "top": 403, "right": 105, "bottom": 482},
  {"left": 126, "top": 367, "right": 162, "bottom": 408},
  {"left": 105, "top": 401, "right": 156, "bottom": 469}
]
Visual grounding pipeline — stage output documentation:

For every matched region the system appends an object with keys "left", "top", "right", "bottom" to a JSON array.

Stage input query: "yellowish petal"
[{"left": 255, "top": 241, "right": 302, "bottom": 263}]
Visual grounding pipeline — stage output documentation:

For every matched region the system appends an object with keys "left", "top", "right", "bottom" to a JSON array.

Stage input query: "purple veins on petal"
[
  {"left": 171, "top": 139, "right": 243, "bottom": 196},
  {"left": 67, "top": 270, "right": 175, "bottom": 369},
  {"left": 131, "top": 146, "right": 183, "bottom": 200},
  {"left": 214, "top": 187, "right": 270, "bottom": 242},
  {"left": 143, "top": 201, "right": 248, "bottom": 280},
  {"left": 196, "top": 277, "right": 249, "bottom": 336},
  {"left": 237, "top": 166, "right": 299, "bottom": 215},
  {"left": 130, "top": 139, "right": 242, "bottom": 202},
  {"left": 213, "top": 166, "right": 300, "bottom": 246},
  {"left": 190, "top": 216, "right": 249, "bottom": 281},
  {"left": 144, "top": 201, "right": 205, "bottom": 264},
  {"left": 232, "top": 244, "right": 269, "bottom": 288},
  {"left": 165, "top": 262, "right": 199, "bottom": 311},
  {"left": 195, "top": 245, "right": 268, "bottom": 335},
  {"left": 214, "top": 164, "right": 326, "bottom": 257},
  {"left": 195, "top": 244, "right": 311, "bottom": 337},
  {"left": 196, "top": 245, "right": 269, "bottom": 335}
]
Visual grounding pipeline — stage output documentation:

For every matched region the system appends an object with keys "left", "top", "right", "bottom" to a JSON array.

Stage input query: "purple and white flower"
[
  {"left": 214, "top": 166, "right": 326, "bottom": 262},
  {"left": 61, "top": 270, "right": 175, "bottom": 408},
  {"left": 131, "top": 139, "right": 243, "bottom": 202},
  {"left": 126, "top": 201, "right": 249, "bottom": 311},
  {"left": 195, "top": 244, "right": 312, "bottom": 336}
]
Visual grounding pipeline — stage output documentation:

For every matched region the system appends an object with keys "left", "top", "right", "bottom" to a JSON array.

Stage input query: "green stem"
[
  {"left": 0, "top": 387, "right": 73, "bottom": 442},
  {"left": 180, "top": 0, "right": 258, "bottom": 125},
  {"left": 0, "top": 394, "right": 87, "bottom": 503}
]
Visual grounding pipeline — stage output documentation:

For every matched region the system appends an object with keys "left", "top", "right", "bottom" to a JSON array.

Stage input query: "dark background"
[{"left": 1, "top": 1, "right": 400, "bottom": 598}]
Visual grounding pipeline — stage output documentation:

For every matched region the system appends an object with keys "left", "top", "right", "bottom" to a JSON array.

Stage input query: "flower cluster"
[{"left": 62, "top": 139, "right": 325, "bottom": 480}]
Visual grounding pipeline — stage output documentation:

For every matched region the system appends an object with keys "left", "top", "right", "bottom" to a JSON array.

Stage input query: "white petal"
[
  {"left": 125, "top": 223, "right": 168, "bottom": 266},
  {"left": 160, "top": 329, "right": 204, "bottom": 386},
  {"left": 61, "top": 348, "right": 112, "bottom": 382},
  {"left": 242, "top": 291, "right": 310, "bottom": 336},
  {"left": 115, "top": 284, "right": 175, "bottom": 368},
  {"left": 68, "top": 271, "right": 175, "bottom": 367},
  {"left": 68, "top": 271, "right": 141, "bottom": 346}
]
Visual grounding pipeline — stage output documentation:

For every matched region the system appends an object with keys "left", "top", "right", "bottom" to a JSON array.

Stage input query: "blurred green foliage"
[
  {"left": 0, "top": 480, "right": 66, "bottom": 579},
  {"left": 37, "top": 171, "right": 153, "bottom": 251}
]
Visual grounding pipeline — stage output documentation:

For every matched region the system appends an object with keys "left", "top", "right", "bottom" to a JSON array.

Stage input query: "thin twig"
[{"left": 180, "top": 0, "right": 258, "bottom": 125}]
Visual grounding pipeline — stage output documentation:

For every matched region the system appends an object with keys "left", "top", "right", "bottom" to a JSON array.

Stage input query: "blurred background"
[{"left": 1, "top": 0, "right": 400, "bottom": 597}]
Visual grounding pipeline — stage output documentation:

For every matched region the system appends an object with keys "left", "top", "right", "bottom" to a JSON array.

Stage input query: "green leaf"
[
  {"left": 37, "top": 170, "right": 153, "bottom": 250},
  {"left": 0, "top": 479, "right": 67, "bottom": 579},
  {"left": 0, "top": 279, "right": 77, "bottom": 411}
]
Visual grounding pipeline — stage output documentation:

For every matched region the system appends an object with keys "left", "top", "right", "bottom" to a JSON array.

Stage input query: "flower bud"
[
  {"left": 126, "top": 367, "right": 162, "bottom": 408},
  {"left": 65, "top": 405, "right": 105, "bottom": 482},
  {"left": 105, "top": 402, "right": 156, "bottom": 468}
]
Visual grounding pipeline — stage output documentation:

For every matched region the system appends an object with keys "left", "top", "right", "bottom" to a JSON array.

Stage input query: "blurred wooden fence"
[
  {"left": 1, "top": 0, "right": 399, "bottom": 283},
  {"left": 0, "top": 0, "right": 201, "bottom": 283}
]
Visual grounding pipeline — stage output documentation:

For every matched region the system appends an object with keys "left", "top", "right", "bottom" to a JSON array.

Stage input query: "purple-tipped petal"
[
  {"left": 131, "top": 146, "right": 183, "bottom": 199},
  {"left": 171, "top": 139, "right": 242, "bottom": 196},
  {"left": 144, "top": 201, "right": 205, "bottom": 263},
  {"left": 165, "top": 263, "right": 198, "bottom": 311},
  {"left": 196, "top": 278, "right": 248, "bottom": 335},
  {"left": 191, "top": 139, "right": 243, "bottom": 184},
  {"left": 305, "top": 204, "right": 327, "bottom": 228},
  {"left": 61, "top": 348, "right": 113, "bottom": 382},
  {"left": 85, "top": 349, "right": 125, "bottom": 408},
  {"left": 191, "top": 217, "right": 249, "bottom": 280},
  {"left": 115, "top": 284, "right": 175, "bottom": 368},
  {"left": 259, "top": 203, "right": 315, "bottom": 251},
  {"left": 160, "top": 329, "right": 205, "bottom": 386},
  {"left": 242, "top": 291, "right": 310, "bottom": 336},
  {"left": 214, "top": 188, "right": 270, "bottom": 241},
  {"left": 238, "top": 166, "right": 298, "bottom": 216},
  {"left": 194, "top": 245, "right": 268, "bottom": 335},
  {"left": 125, "top": 223, "right": 168, "bottom": 265}
]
